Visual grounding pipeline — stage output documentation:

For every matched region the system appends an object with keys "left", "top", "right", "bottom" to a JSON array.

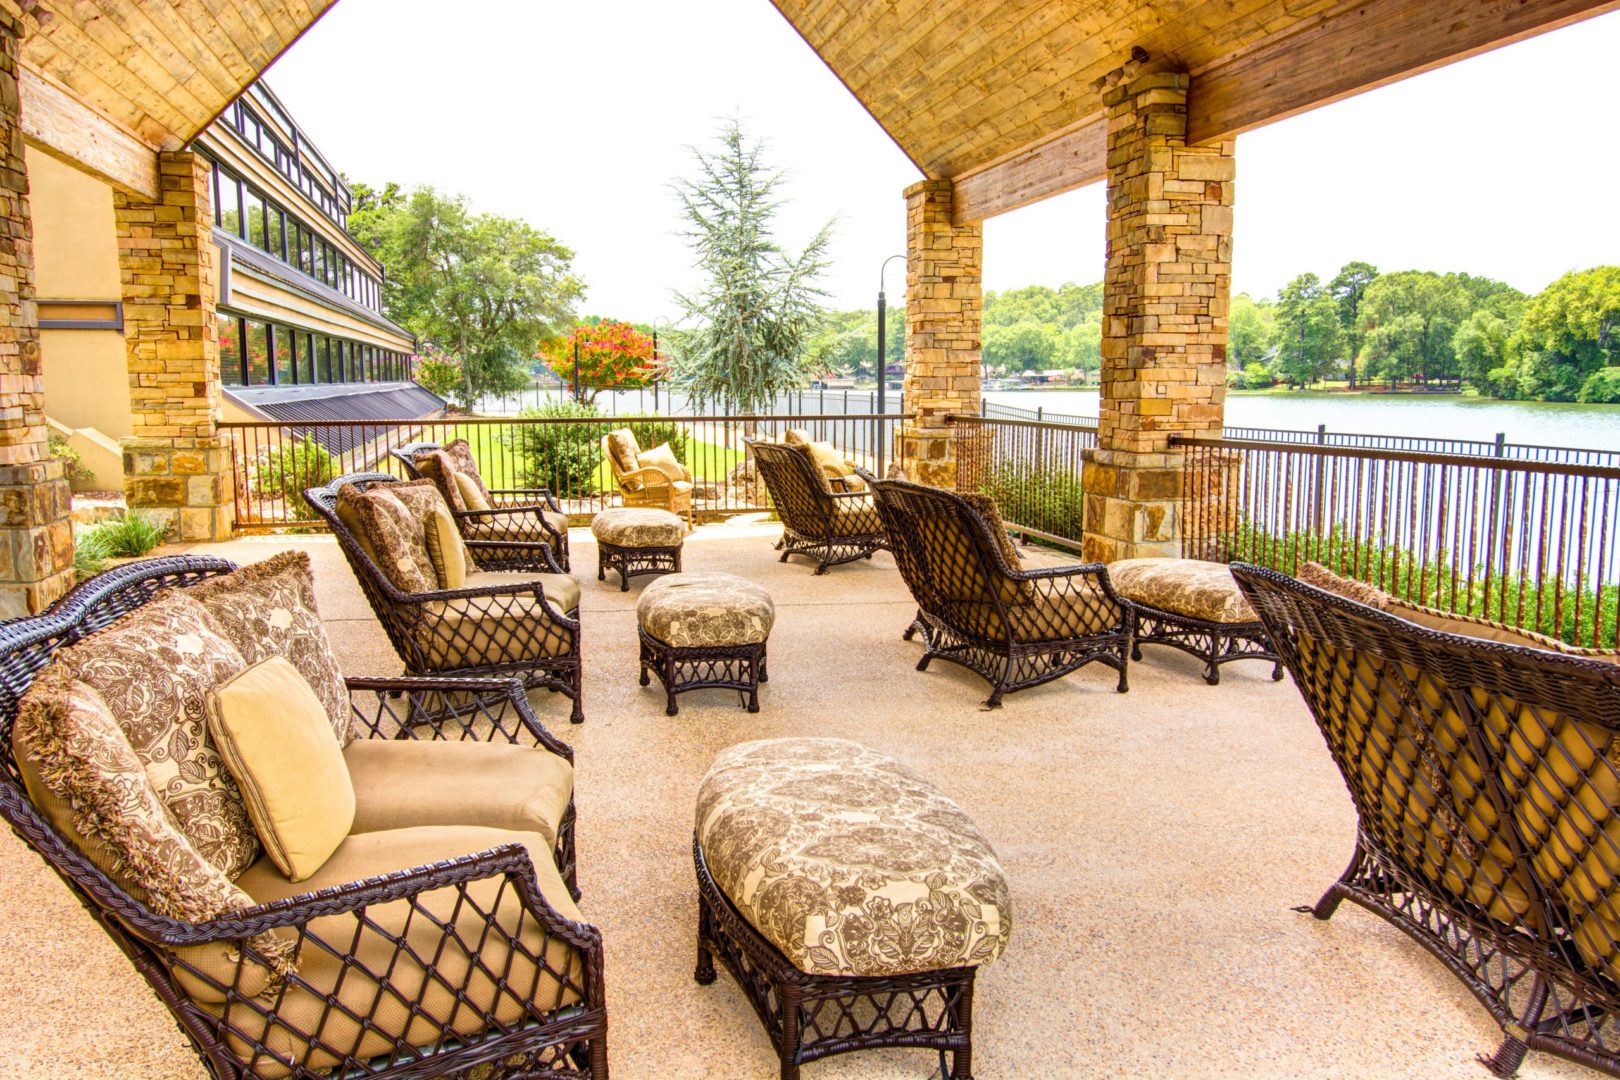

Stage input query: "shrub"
[
  {"left": 509, "top": 400, "right": 604, "bottom": 497},
  {"left": 72, "top": 526, "right": 111, "bottom": 577},
  {"left": 77, "top": 509, "right": 166, "bottom": 562},
  {"left": 48, "top": 432, "right": 96, "bottom": 486},
  {"left": 978, "top": 462, "right": 1084, "bottom": 541},
  {"left": 253, "top": 435, "right": 336, "bottom": 520},
  {"left": 1578, "top": 367, "right": 1620, "bottom": 404}
]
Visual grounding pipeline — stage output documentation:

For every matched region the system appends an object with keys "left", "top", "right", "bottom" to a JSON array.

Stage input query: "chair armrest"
[
  {"left": 487, "top": 487, "right": 563, "bottom": 513},
  {"left": 623, "top": 465, "right": 683, "bottom": 486},
  {"left": 828, "top": 488, "right": 874, "bottom": 502},
  {"left": 344, "top": 675, "right": 573, "bottom": 758},
  {"left": 1010, "top": 563, "right": 1135, "bottom": 628},
  {"left": 390, "top": 579, "right": 579, "bottom": 629},
  {"left": 465, "top": 539, "right": 566, "bottom": 574}
]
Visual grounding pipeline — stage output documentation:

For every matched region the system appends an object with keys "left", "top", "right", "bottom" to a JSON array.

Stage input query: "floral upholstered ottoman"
[
  {"left": 636, "top": 571, "right": 773, "bottom": 715},
  {"left": 693, "top": 737, "right": 1011, "bottom": 1080},
  {"left": 590, "top": 507, "right": 684, "bottom": 591},
  {"left": 1108, "top": 557, "right": 1284, "bottom": 685}
]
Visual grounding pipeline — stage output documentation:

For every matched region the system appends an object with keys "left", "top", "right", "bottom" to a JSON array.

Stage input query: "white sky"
[{"left": 265, "top": 0, "right": 1620, "bottom": 320}]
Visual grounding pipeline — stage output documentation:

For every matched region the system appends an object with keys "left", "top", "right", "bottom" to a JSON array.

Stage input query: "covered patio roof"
[{"left": 769, "top": 0, "right": 1620, "bottom": 221}]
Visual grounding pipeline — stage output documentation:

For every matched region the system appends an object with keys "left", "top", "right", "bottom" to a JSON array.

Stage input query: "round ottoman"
[
  {"left": 636, "top": 571, "right": 773, "bottom": 715},
  {"left": 1107, "top": 557, "right": 1284, "bottom": 684},
  {"left": 591, "top": 507, "right": 684, "bottom": 591}
]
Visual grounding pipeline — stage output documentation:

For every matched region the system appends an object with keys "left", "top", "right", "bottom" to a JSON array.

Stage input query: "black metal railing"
[
  {"left": 221, "top": 413, "right": 903, "bottom": 528},
  {"left": 951, "top": 416, "right": 1095, "bottom": 548}
]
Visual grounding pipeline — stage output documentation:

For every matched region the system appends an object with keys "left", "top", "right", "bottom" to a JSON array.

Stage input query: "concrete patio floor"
[{"left": 0, "top": 518, "right": 1590, "bottom": 1079}]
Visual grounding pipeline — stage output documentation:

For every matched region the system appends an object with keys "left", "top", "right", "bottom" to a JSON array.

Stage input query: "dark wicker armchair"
[
  {"left": 748, "top": 440, "right": 886, "bottom": 574},
  {"left": 867, "top": 476, "right": 1133, "bottom": 706},
  {"left": 306, "top": 473, "right": 584, "bottom": 724},
  {"left": 0, "top": 557, "right": 608, "bottom": 1079},
  {"left": 392, "top": 440, "right": 570, "bottom": 573},
  {"left": 1231, "top": 563, "right": 1620, "bottom": 1078}
]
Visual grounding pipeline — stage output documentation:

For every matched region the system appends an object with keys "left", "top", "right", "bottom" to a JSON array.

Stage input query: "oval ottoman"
[
  {"left": 693, "top": 737, "right": 1011, "bottom": 1080},
  {"left": 591, "top": 507, "right": 684, "bottom": 591},
  {"left": 636, "top": 571, "right": 773, "bottom": 715}
]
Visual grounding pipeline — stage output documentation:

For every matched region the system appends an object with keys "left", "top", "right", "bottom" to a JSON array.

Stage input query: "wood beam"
[
  {"left": 19, "top": 67, "right": 157, "bottom": 200},
  {"left": 950, "top": 0, "right": 1620, "bottom": 223}
]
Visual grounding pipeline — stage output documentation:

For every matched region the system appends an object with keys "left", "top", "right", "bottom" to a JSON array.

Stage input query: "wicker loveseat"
[
  {"left": 305, "top": 473, "right": 585, "bottom": 724},
  {"left": 392, "top": 439, "right": 571, "bottom": 572},
  {"left": 0, "top": 555, "right": 608, "bottom": 1079},
  {"left": 1232, "top": 563, "right": 1620, "bottom": 1077},
  {"left": 868, "top": 476, "right": 1132, "bottom": 706},
  {"left": 749, "top": 440, "right": 886, "bottom": 574}
]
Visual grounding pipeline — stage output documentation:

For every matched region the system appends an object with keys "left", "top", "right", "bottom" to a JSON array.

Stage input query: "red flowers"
[{"left": 539, "top": 320, "right": 668, "bottom": 393}]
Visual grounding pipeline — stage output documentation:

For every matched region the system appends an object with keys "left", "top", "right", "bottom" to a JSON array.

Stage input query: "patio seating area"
[{"left": 0, "top": 518, "right": 1594, "bottom": 1078}]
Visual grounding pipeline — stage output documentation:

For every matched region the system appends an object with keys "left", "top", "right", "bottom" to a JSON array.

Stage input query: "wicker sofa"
[
  {"left": 0, "top": 554, "right": 607, "bottom": 1079},
  {"left": 1232, "top": 563, "right": 1620, "bottom": 1077}
]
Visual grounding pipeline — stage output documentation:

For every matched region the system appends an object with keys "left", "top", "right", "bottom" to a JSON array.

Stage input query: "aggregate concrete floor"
[{"left": 0, "top": 519, "right": 1590, "bottom": 1079}]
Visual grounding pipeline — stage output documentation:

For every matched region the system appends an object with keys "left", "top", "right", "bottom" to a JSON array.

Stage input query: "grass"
[
  {"left": 449, "top": 422, "right": 746, "bottom": 495},
  {"left": 74, "top": 510, "right": 167, "bottom": 577}
]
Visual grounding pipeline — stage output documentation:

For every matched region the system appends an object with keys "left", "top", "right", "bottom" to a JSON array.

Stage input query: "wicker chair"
[
  {"left": 749, "top": 440, "right": 886, "bottom": 574},
  {"left": 392, "top": 440, "right": 570, "bottom": 572},
  {"left": 0, "top": 556, "right": 608, "bottom": 1079},
  {"left": 1231, "top": 563, "right": 1620, "bottom": 1078},
  {"left": 866, "top": 476, "right": 1132, "bottom": 706},
  {"left": 305, "top": 473, "right": 584, "bottom": 724},
  {"left": 601, "top": 429, "right": 693, "bottom": 527}
]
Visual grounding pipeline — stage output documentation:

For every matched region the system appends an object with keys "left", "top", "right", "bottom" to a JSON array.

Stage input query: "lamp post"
[
  {"left": 877, "top": 254, "right": 906, "bottom": 476},
  {"left": 572, "top": 337, "right": 581, "bottom": 403},
  {"left": 651, "top": 316, "right": 676, "bottom": 414}
]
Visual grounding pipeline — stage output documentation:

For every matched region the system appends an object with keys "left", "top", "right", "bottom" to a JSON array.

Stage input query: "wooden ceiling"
[
  {"left": 2, "top": 0, "right": 335, "bottom": 197},
  {"left": 770, "top": 0, "right": 1620, "bottom": 222}
]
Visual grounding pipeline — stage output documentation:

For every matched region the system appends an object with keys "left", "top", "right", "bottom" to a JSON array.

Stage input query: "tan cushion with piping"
[
  {"left": 413, "top": 449, "right": 465, "bottom": 513},
  {"left": 637, "top": 442, "right": 688, "bottom": 482},
  {"left": 440, "top": 439, "right": 490, "bottom": 502},
  {"left": 220, "top": 826, "right": 584, "bottom": 1079},
  {"left": 460, "top": 570, "right": 581, "bottom": 613},
  {"left": 207, "top": 659, "right": 355, "bottom": 883},
  {"left": 805, "top": 440, "right": 852, "bottom": 479},
  {"left": 422, "top": 498, "right": 470, "bottom": 588},
  {"left": 338, "top": 484, "right": 436, "bottom": 594},
  {"left": 416, "top": 577, "right": 580, "bottom": 670},
  {"left": 456, "top": 469, "right": 492, "bottom": 512},
  {"left": 782, "top": 427, "right": 814, "bottom": 447},
  {"left": 591, "top": 508, "right": 684, "bottom": 547},
  {"left": 1109, "top": 558, "right": 1257, "bottom": 624},
  {"left": 343, "top": 740, "right": 573, "bottom": 847}
]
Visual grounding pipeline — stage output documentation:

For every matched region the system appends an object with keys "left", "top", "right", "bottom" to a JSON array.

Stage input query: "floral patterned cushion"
[
  {"left": 696, "top": 738, "right": 1011, "bottom": 977},
  {"left": 604, "top": 429, "right": 641, "bottom": 477},
  {"left": 1108, "top": 558, "right": 1257, "bottom": 624},
  {"left": 338, "top": 482, "right": 437, "bottom": 594},
  {"left": 636, "top": 571, "right": 773, "bottom": 648},
  {"left": 440, "top": 439, "right": 489, "bottom": 501},
  {"left": 173, "top": 552, "right": 353, "bottom": 746},
  {"left": 591, "top": 507, "right": 684, "bottom": 548},
  {"left": 56, "top": 592, "right": 260, "bottom": 879},
  {"left": 14, "top": 665, "right": 296, "bottom": 992},
  {"left": 412, "top": 449, "right": 466, "bottom": 513}
]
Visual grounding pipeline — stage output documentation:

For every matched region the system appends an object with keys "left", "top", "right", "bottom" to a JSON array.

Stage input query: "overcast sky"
[{"left": 265, "top": 1, "right": 1620, "bottom": 321}]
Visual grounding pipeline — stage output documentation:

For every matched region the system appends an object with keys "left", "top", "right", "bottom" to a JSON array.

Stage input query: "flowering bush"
[
  {"left": 414, "top": 346, "right": 466, "bottom": 407},
  {"left": 540, "top": 321, "right": 667, "bottom": 403}
]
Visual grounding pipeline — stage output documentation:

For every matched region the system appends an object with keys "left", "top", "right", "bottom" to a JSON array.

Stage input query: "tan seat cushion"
[
  {"left": 460, "top": 570, "right": 581, "bottom": 613},
  {"left": 15, "top": 666, "right": 294, "bottom": 1003},
  {"left": 56, "top": 591, "right": 260, "bottom": 878},
  {"left": 415, "top": 577, "right": 579, "bottom": 670},
  {"left": 344, "top": 740, "right": 573, "bottom": 848},
  {"left": 637, "top": 571, "right": 774, "bottom": 647},
  {"left": 176, "top": 552, "right": 353, "bottom": 745},
  {"left": 696, "top": 738, "right": 1011, "bottom": 977},
  {"left": 1109, "top": 558, "right": 1257, "bottom": 624},
  {"left": 219, "top": 826, "right": 584, "bottom": 1079},
  {"left": 591, "top": 507, "right": 684, "bottom": 547},
  {"left": 207, "top": 659, "right": 355, "bottom": 883},
  {"left": 1005, "top": 581, "right": 1121, "bottom": 642}
]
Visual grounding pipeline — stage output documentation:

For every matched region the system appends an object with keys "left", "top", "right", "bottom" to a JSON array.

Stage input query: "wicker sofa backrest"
[
  {"left": 1232, "top": 563, "right": 1620, "bottom": 981},
  {"left": 390, "top": 441, "right": 441, "bottom": 480},
  {"left": 751, "top": 441, "right": 833, "bottom": 531},
  {"left": 868, "top": 477, "right": 1016, "bottom": 639}
]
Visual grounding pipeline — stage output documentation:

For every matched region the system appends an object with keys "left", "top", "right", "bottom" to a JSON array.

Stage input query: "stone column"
[
  {"left": 114, "top": 152, "right": 233, "bottom": 542},
  {"left": 900, "top": 178, "right": 981, "bottom": 488},
  {"left": 0, "top": 12, "right": 74, "bottom": 616},
  {"left": 1081, "top": 71, "right": 1234, "bottom": 563}
]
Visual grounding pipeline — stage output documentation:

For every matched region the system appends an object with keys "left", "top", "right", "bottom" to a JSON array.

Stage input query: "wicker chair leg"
[
  {"left": 1306, "top": 844, "right": 1367, "bottom": 920},
  {"left": 568, "top": 671, "right": 584, "bottom": 725},
  {"left": 1478, "top": 979, "right": 1550, "bottom": 1078},
  {"left": 778, "top": 983, "right": 804, "bottom": 1080},
  {"left": 1115, "top": 652, "right": 1130, "bottom": 693},
  {"left": 1271, "top": 659, "right": 1285, "bottom": 681},
  {"left": 1479, "top": 1034, "right": 1530, "bottom": 1079},
  {"left": 587, "top": 1035, "right": 611, "bottom": 1080}
]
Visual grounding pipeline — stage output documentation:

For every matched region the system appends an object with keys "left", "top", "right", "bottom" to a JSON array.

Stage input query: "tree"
[
  {"left": 1273, "top": 274, "right": 1342, "bottom": 387},
  {"left": 1453, "top": 295, "right": 1524, "bottom": 397},
  {"left": 539, "top": 320, "right": 666, "bottom": 404},
  {"left": 671, "top": 119, "right": 832, "bottom": 415},
  {"left": 348, "top": 185, "right": 584, "bottom": 403},
  {"left": 1509, "top": 266, "right": 1620, "bottom": 401},
  {"left": 412, "top": 346, "right": 466, "bottom": 407},
  {"left": 983, "top": 321, "right": 1058, "bottom": 372},
  {"left": 1227, "top": 293, "right": 1276, "bottom": 371},
  {"left": 1328, "top": 261, "right": 1378, "bottom": 388},
  {"left": 1359, "top": 271, "right": 1473, "bottom": 386},
  {"left": 1055, "top": 318, "right": 1102, "bottom": 380}
]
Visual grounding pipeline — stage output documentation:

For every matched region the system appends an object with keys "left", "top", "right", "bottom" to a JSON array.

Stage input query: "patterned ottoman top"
[
  {"left": 1108, "top": 557, "right": 1257, "bottom": 624},
  {"left": 637, "top": 571, "right": 774, "bottom": 648},
  {"left": 696, "top": 738, "right": 1011, "bottom": 977},
  {"left": 590, "top": 507, "right": 685, "bottom": 548}
]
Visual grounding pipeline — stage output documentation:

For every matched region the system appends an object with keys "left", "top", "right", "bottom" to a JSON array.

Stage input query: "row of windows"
[
  {"left": 210, "top": 159, "right": 381, "bottom": 312},
  {"left": 218, "top": 313, "right": 411, "bottom": 388},
  {"left": 224, "top": 97, "right": 350, "bottom": 228}
]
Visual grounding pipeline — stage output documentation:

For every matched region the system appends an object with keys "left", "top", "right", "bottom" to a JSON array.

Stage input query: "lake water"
[{"left": 985, "top": 389, "right": 1620, "bottom": 453}]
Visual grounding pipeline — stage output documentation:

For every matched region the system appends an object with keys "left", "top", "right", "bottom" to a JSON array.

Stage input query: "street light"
[
  {"left": 650, "top": 316, "right": 677, "bottom": 414},
  {"left": 877, "top": 254, "right": 906, "bottom": 475}
]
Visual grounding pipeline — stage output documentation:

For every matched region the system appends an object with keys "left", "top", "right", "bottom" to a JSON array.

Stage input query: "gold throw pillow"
[{"left": 455, "top": 469, "right": 493, "bottom": 511}]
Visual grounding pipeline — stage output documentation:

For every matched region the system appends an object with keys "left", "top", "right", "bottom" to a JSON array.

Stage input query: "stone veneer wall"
[
  {"left": 0, "top": 11, "right": 74, "bottom": 616},
  {"left": 113, "top": 151, "right": 232, "bottom": 542},
  {"left": 901, "top": 178, "right": 981, "bottom": 488},
  {"left": 1082, "top": 71, "right": 1235, "bottom": 563}
]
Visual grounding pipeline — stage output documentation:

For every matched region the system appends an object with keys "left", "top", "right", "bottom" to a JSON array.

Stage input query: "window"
[
  {"left": 298, "top": 224, "right": 314, "bottom": 274},
  {"left": 216, "top": 166, "right": 243, "bottom": 237},
  {"left": 316, "top": 335, "right": 333, "bottom": 382},
  {"left": 245, "top": 189, "right": 268, "bottom": 253},
  {"left": 333, "top": 339, "right": 346, "bottom": 382},
  {"left": 301, "top": 332, "right": 316, "bottom": 384},
  {"left": 271, "top": 324, "right": 293, "bottom": 384},
  {"left": 266, "top": 204, "right": 285, "bottom": 260},
  {"left": 245, "top": 320, "right": 270, "bottom": 385},
  {"left": 313, "top": 241, "right": 326, "bottom": 284},
  {"left": 217, "top": 314, "right": 244, "bottom": 385}
]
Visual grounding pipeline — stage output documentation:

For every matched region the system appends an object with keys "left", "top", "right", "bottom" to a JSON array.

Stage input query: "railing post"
[
  {"left": 1495, "top": 432, "right": 1507, "bottom": 458},
  {"left": 1312, "top": 423, "right": 1327, "bottom": 532}
]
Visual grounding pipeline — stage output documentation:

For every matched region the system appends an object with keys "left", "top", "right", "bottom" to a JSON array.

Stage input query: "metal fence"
[
  {"left": 222, "top": 413, "right": 903, "bottom": 528},
  {"left": 952, "top": 415, "right": 1096, "bottom": 548},
  {"left": 1176, "top": 435, "right": 1620, "bottom": 647}
]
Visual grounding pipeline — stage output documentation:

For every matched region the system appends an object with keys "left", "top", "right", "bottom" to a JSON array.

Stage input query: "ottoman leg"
[
  {"left": 746, "top": 652, "right": 760, "bottom": 713},
  {"left": 778, "top": 984, "right": 803, "bottom": 1080},
  {"left": 952, "top": 973, "right": 977, "bottom": 1080},
  {"left": 694, "top": 894, "right": 717, "bottom": 985},
  {"left": 639, "top": 636, "right": 651, "bottom": 687},
  {"left": 759, "top": 644, "right": 769, "bottom": 683},
  {"left": 665, "top": 654, "right": 679, "bottom": 717}
]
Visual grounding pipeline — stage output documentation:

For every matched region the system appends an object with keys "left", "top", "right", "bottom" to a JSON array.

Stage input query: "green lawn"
[{"left": 450, "top": 422, "right": 745, "bottom": 496}]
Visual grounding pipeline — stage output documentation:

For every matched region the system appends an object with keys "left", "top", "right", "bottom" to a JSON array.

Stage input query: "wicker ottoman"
[
  {"left": 636, "top": 571, "right": 773, "bottom": 716},
  {"left": 591, "top": 507, "right": 684, "bottom": 591},
  {"left": 1108, "top": 557, "right": 1284, "bottom": 685},
  {"left": 694, "top": 738, "right": 1010, "bottom": 1080}
]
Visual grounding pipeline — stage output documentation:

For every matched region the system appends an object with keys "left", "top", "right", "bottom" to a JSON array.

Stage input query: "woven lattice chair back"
[
  {"left": 750, "top": 441, "right": 833, "bottom": 536},
  {"left": 1232, "top": 565, "right": 1620, "bottom": 1002},
  {"left": 389, "top": 441, "right": 440, "bottom": 480}
]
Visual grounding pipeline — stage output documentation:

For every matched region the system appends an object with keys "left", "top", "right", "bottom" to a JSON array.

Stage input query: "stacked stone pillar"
[
  {"left": 114, "top": 152, "right": 233, "bottom": 542},
  {"left": 0, "top": 12, "right": 74, "bottom": 616},
  {"left": 900, "top": 179, "right": 981, "bottom": 488},
  {"left": 1081, "top": 71, "right": 1234, "bottom": 563}
]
